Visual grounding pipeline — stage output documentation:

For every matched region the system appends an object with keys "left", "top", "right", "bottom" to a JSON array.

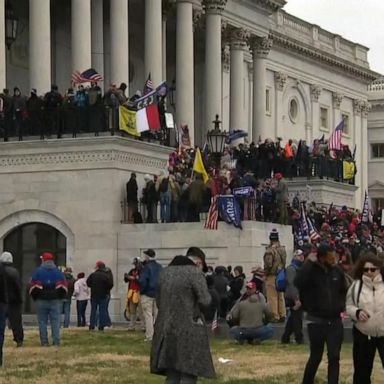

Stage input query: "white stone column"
[
  {"left": 360, "top": 101, "right": 370, "bottom": 205},
  {"left": 175, "top": 0, "right": 195, "bottom": 144},
  {"left": 0, "top": 0, "right": 5, "bottom": 90},
  {"left": 91, "top": 0, "right": 104, "bottom": 79},
  {"left": 29, "top": 0, "right": 51, "bottom": 94},
  {"left": 110, "top": 0, "right": 129, "bottom": 87},
  {"left": 72, "top": 0, "right": 92, "bottom": 72},
  {"left": 145, "top": 0, "right": 163, "bottom": 86},
  {"left": 203, "top": 0, "right": 227, "bottom": 132},
  {"left": 332, "top": 91, "right": 343, "bottom": 128},
  {"left": 250, "top": 36, "right": 272, "bottom": 142},
  {"left": 229, "top": 28, "right": 248, "bottom": 131},
  {"left": 274, "top": 71, "right": 287, "bottom": 139},
  {"left": 353, "top": 100, "right": 363, "bottom": 208}
]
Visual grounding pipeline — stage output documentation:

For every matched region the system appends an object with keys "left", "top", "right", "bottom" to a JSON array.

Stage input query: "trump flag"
[{"left": 136, "top": 90, "right": 161, "bottom": 132}]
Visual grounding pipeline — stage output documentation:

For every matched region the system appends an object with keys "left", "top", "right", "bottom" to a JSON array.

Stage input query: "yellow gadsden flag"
[
  {"left": 343, "top": 161, "right": 355, "bottom": 180},
  {"left": 193, "top": 147, "right": 209, "bottom": 183},
  {"left": 119, "top": 106, "right": 140, "bottom": 137}
]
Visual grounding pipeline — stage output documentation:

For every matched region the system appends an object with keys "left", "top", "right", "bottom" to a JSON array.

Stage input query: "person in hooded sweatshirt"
[
  {"left": 0, "top": 252, "right": 24, "bottom": 347},
  {"left": 73, "top": 272, "right": 89, "bottom": 327},
  {"left": 29, "top": 252, "right": 68, "bottom": 346}
]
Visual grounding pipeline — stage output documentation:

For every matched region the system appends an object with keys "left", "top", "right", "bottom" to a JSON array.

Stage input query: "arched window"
[{"left": 3, "top": 223, "right": 66, "bottom": 313}]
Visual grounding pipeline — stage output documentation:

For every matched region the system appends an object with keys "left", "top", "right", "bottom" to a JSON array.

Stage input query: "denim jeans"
[
  {"left": 230, "top": 324, "right": 273, "bottom": 343},
  {"left": 62, "top": 299, "right": 71, "bottom": 328},
  {"left": 302, "top": 319, "right": 343, "bottom": 384},
  {"left": 160, "top": 191, "right": 171, "bottom": 223},
  {"left": 0, "top": 307, "right": 6, "bottom": 366},
  {"left": 76, "top": 300, "right": 88, "bottom": 327},
  {"left": 90, "top": 297, "right": 108, "bottom": 330},
  {"left": 36, "top": 300, "right": 61, "bottom": 346}
]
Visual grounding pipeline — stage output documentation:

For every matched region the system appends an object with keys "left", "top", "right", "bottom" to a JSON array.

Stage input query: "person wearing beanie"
[
  {"left": 263, "top": 229, "right": 287, "bottom": 322},
  {"left": 281, "top": 249, "right": 305, "bottom": 345},
  {"left": 0, "top": 261, "right": 7, "bottom": 366},
  {"left": 138, "top": 249, "right": 163, "bottom": 341},
  {"left": 29, "top": 252, "right": 68, "bottom": 346},
  {"left": 86, "top": 261, "right": 114, "bottom": 331},
  {"left": 0, "top": 252, "right": 24, "bottom": 347}
]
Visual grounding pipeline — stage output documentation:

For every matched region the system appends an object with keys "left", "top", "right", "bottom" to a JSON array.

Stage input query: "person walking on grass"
[
  {"left": 138, "top": 249, "right": 162, "bottom": 342},
  {"left": 150, "top": 254, "right": 216, "bottom": 383},
  {"left": 29, "top": 252, "right": 68, "bottom": 347},
  {"left": 346, "top": 253, "right": 384, "bottom": 384},
  {"left": 295, "top": 244, "right": 347, "bottom": 384}
]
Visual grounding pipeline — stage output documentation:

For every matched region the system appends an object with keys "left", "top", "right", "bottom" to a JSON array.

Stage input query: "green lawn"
[{"left": 0, "top": 328, "right": 383, "bottom": 383}]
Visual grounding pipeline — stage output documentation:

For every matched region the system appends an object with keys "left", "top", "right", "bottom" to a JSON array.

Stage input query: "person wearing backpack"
[
  {"left": 295, "top": 244, "right": 347, "bottom": 384},
  {"left": 263, "top": 229, "right": 287, "bottom": 322},
  {"left": 346, "top": 253, "right": 384, "bottom": 384},
  {"left": 281, "top": 249, "right": 304, "bottom": 345},
  {"left": 156, "top": 172, "right": 171, "bottom": 223}
]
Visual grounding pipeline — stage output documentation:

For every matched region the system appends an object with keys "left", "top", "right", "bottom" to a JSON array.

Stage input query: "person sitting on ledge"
[{"left": 228, "top": 281, "right": 273, "bottom": 345}]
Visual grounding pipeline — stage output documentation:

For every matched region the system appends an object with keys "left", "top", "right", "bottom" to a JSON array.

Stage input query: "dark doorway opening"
[{"left": 3, "top": 223, "right": 66, "bottom": 314}]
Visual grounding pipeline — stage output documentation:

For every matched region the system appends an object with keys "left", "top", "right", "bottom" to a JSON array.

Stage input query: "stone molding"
[
  {"left": 353, "top": 99, "right": 364, "bottom": 116},
  {"left": 274, "top": 71, "right": 287, "bottom": 91},
  {"left": 202, "top": 0, "right": 227, "bottom": 14},
  {"left": 310, "top": 84, "right": 322, "bottom": 102},
  {"left": 193, "top": 8, "right": 203, "bottom": 30},
  {"left": 252, "top": 0, "right": 286, "bottom": 13},
  {"left": 222, "top": 44, "right": 230, "bottom": 72},
  {"left": 227, "top": 26, "right": 250, "bottom": 50},
  {"left": 332, "top": 92, "right": 343, "bottom": 109},
  {"left": 361, "top": 101, "right": 371, "bottom": 118},
  {"left": 269, "top": 31, "right": 378, "bottom": 83},
  {"left": 249, "top": 36, "right": 273, "bottom": 58}
]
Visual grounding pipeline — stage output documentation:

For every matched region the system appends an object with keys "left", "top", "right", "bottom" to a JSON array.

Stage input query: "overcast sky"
[{"left": 284, "top": 0, "right": 384, "bottom": 75}]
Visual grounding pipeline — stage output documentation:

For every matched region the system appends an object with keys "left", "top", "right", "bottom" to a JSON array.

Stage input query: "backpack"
[
  {"left": 159, "top": 177, "right": 169, "bottom": 193},
  {"left": 275, "top": 263, "right": 298, "bottom": 292}
]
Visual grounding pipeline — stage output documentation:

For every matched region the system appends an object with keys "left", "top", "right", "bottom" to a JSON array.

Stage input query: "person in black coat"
[
  {"left": 126, "top": 173, "right": 138, "bottom": 223},
  {"left": 0, "top": 261, "right": 7, "bottom": 366},
  {"left": 0, "top": 252, "right": 23, "bottom": 347},
  {"left": 295, "top": 244, "right": 347, "bottom": 384}
]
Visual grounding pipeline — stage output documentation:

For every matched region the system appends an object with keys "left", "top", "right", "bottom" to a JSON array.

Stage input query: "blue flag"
[
  {"left": 233, "top": 186, "right": 254, "bottom": 197},
  {"left": 217, "top": 195, "right": 242, "bottom": 229}
]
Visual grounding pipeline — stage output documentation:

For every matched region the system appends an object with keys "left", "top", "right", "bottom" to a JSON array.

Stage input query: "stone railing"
[
  {"left": 368, "top": 78, "right": 384, "bottom": 91},
  {"left": 274, "top": 11, "right": 369, "bottom": 67}
]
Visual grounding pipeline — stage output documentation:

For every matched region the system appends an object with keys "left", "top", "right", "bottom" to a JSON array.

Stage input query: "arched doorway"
[{"left": 3, "top": 223, "right": 66, "bottom": 313}]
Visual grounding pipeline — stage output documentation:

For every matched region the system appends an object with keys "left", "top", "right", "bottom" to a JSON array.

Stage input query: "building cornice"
[{"left": 269, "top": 31, "right": 379, "bottom": 83}]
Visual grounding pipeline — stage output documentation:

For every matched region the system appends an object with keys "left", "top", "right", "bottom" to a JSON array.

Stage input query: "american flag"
[
  {"left": 211, "top": 310, "right": 218, "bottom": 334},
  {"left": 204, "top": 196, "right": 218, "bottom": 230},
  {"left": 307, "top": 216, "right": 320, "bottom": 242},
  {"left": 328, "top": 120, "right": 344, "bottom": 151},
  {"left": 143, "top": 73, "right": 154, "bottom": 95},
  {"left": 300, "top": 204, "right": 309, "bottom": 235},
  {"left": 71, "top": 68, "right": 103, "bottom": 84}
]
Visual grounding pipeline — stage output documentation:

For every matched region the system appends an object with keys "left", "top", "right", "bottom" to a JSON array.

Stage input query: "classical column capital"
[
  {"left": 202, "top": 0, "right": 227, "bottom": 15},
  {"left": 360, "top": 100, "right": 371, "bottom": 118},
  {"left": 353, "top": 99, "right": 363, "bottom": 116},
  {"left": 222, "top": 44, "right": 230, "bottom": 72},
  {"left": 249, "top": 36, "right": 273, "bottom": 58},
  {"left": 163, "top": 0, "right": 175, "bottom": 18},
  {"left": 274, "top": 71, "right": 287, "bottom": 91},
  {"left": 310, "top": 84, "right": 322, "bottom": 102},
  {"left": 332, "top": 91, "right": 343, "bottom": 109},
  {"left": 227, "top": 26, "right": 250, "bottom": 50},
  {"left": 193, "top": 8, "right": 203, "bottom": 30}
]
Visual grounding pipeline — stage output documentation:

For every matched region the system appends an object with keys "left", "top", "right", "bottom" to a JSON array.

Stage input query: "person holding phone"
[{"left": 346, "top": 253, "right": 384, "bottom": 384}]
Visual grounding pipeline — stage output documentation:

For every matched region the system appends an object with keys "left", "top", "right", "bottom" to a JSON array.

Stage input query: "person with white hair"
[{"left": 0, "top": 251, "right": 24, "bottom": 347}]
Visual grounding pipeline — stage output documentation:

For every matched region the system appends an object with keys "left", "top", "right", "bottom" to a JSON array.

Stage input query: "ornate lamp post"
[
  {"left": 5, "top": 0, "right": 18, "bottom": 50},
  {"left": 207, "top": 114, "right": 227, "bottom": 168}
]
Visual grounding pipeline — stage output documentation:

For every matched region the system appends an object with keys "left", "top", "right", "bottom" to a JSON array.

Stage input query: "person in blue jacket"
[{"left": 138, "top": 249, "right": 163, "bottom": 342}]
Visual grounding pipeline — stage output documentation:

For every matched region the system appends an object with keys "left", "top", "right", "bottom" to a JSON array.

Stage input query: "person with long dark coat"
[{"left": 150, "top": 255, "right": 216, "bottom": 383}]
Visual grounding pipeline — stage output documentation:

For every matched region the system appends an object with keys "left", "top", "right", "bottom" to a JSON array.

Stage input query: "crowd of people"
[{"left": 0, "top": 84, "right": 169, "bottom": 144}]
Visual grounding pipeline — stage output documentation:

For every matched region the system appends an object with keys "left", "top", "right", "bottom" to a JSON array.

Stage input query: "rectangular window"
[
  {"left": 372, "top": 198, "right": 384, "bottom": 212},
  {"left": 320, "top": 107, "right": 329, "bottom": 130},
  {"left": 371, "top": 143, "right": 384, "bottom": 158},
  {"left": 266, "top": 88, "right": 271, "bottom": 114},
  {"left": 341, "top": 113, "right": 350, "bottom": 135}
]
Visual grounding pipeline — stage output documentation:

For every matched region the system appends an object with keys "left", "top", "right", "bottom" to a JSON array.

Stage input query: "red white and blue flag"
[
  {"left": 135, "top": 90, "right": 161, "bottom": 132},
  {"left": 71, "top": 68, "right": 103, "bottom": 84},
  {"left": 328, "top": 120, "right": 344, "bottom": 152},
  {"left": 204, "top": 196, "right": 218, "bottom": 230}
]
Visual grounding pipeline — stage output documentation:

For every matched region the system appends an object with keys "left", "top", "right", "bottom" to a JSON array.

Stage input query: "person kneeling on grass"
[{"left": 228, "top": 281, "right": 273, "bottom": 345}]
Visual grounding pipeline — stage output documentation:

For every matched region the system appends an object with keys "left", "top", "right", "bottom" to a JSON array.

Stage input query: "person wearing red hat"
[
  {"left": 29, "top": 252, "right": 68, "bottom": 346},
  {"left": 228, "top": 281, "right": 273, "bottom": 345}
]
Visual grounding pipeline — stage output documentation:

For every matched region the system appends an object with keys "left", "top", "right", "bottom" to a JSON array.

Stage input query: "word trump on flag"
[{"left": 136, "top": 91, "right": 161, "bottom": 132}]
